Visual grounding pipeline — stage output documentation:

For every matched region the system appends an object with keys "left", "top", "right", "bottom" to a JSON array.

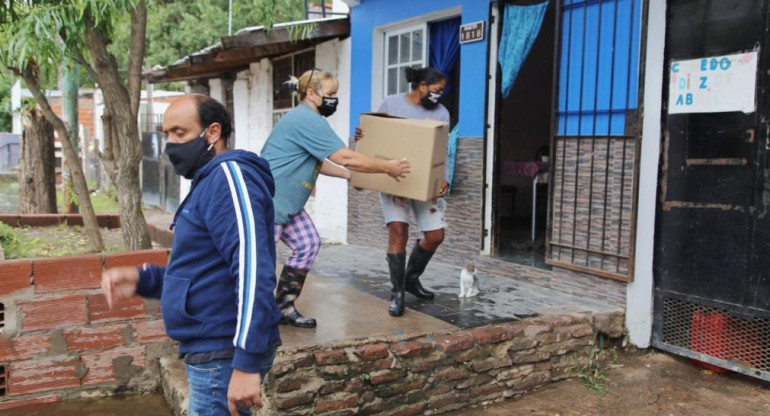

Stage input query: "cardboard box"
[{"left": 351, "top": 113, "right": 449, "bottom": 201}]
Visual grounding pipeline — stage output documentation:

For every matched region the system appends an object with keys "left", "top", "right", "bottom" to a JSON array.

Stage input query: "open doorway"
[{"left": 493, "top": 0, "right": 556, "bottom": 268}]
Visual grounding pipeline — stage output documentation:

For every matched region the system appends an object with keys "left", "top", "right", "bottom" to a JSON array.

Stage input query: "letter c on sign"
[{"left": 672, "top": 62, "right": 680, "bottom": 73}]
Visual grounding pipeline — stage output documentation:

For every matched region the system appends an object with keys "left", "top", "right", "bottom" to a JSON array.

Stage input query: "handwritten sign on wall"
[{"left": 668, "top": 51, "right": 758, "bottom": 114}]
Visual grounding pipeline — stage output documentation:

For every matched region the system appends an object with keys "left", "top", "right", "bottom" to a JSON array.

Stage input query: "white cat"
[{"left": 458, "top": 262, "right": 480, "bottom": 298}]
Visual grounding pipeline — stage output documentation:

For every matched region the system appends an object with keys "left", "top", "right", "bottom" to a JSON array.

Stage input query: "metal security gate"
[
  {"left": 653, "top": 0, "right": 770, "bottom": 381},
  {"left": 141, "top": 118, "right": 179, "bottom": 213},
  {"left": 546, "top": 0, "right": 643, "bottom": 281}
]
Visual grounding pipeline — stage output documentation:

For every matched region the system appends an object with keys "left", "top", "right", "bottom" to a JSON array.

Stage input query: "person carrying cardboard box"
[
  {"left": 261, "top": 68, "right": 410, "bottom": 328},
  {"left": 355, "top": 67, "right": 451, "bottom": 317}
]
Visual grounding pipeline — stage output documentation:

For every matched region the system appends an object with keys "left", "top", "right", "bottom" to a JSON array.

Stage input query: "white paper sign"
[{"left": 668, "top": 51, "right": 758, "bottom": 114}]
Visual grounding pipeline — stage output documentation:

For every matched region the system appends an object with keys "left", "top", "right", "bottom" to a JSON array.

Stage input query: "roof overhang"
[{"left": 145, "top": 16, "right": 350, "bottom": 83}]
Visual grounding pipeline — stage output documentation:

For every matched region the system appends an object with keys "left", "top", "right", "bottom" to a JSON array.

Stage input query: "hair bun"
[{"left": 404, "top": 67, "right": 419, "bottom": 83}]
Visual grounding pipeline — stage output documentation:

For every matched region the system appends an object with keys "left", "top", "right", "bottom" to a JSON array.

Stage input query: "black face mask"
[
  {"left": 164, "top": 128, "right": 214, "bottom": 180},
  {"left": 420, "top": 91, "right": 442, "bottom": 110},
  {"left": 318, "top": 96, "right": 338, "bottom": 117}
]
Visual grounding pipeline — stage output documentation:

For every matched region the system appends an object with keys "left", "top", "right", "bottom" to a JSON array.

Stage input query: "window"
[
  {"left": 272, "top": 50, "right": 316, "bottom": 123},
  {"left": 384, "top": 24, "right": 427, "bottom": 97}
]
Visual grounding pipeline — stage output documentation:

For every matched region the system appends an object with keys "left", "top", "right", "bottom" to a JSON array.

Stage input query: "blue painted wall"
[
  {"left": 348, "top": 0, "right": 492, "bottom": 138},
  {"left": 557, "top": 0, "right": 642, "bottom": 136}
]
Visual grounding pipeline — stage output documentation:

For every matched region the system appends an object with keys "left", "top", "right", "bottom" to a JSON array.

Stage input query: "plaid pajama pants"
[{"left": 274, "top": 209, "right": 321, "bottom": 271}]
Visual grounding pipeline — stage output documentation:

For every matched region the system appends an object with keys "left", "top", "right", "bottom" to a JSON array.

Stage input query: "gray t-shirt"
[{"left": 377, "top": 94, "right": 450, "bottom": 182}]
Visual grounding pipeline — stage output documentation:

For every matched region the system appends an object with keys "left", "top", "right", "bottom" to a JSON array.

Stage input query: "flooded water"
[{"left": 4, "top": 394, "right": 174, "bottom": 416}]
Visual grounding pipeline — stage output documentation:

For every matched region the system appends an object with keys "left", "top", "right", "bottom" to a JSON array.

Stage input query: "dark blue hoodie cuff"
[
  {"left": 136, "top": 264, "right": 161, "bottom": 298},
  {"left": 232, "top": 348, "right": 267, "bottom": 373}
]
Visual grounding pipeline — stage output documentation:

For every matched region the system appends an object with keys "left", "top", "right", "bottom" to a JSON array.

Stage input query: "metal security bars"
[{"left": 546, "top": 0, "right": 642, "bottom": 281}]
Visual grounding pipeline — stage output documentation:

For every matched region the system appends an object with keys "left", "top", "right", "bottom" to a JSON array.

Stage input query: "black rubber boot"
[
  {"left": 387, "top": 253, "right": 407, "bottom": 317},
  {"left": 405, "top": 240, "right": 436, "bottom": 300},
  {"left": 276, "top": 266, "right": 317, "bottom": 328}
]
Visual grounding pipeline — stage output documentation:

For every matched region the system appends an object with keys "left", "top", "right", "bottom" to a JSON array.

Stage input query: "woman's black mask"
[
  {"left": 420, "top": 91, "right": 442, "bottom": 110},
  {"left": 319, "top": 96, "right": 338, "bottom": 117}
]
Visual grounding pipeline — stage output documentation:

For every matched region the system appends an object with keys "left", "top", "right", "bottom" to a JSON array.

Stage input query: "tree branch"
[
  {"left": 72, "top": 49, "right": 100, "bottom": 84},
  {"left": 127, "top": 0, "right": 147, "bottom": 119}
]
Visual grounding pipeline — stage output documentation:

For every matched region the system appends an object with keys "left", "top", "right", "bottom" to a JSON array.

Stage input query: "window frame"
[
  {"left": 382, "top": 23, "right": 429, "bottom": 99},
  {"left": 271, "top": 48, "right": 316, "bottom": 123}
]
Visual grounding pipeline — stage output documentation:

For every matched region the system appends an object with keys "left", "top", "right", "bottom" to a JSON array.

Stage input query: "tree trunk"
[
  {"left": 18, "top": 109, "right": 57, "bottom": 214},
  {"left": 86, "top": 1, "right": 151, "bottom": 250},
  {"left": 18, "top": 64, "right": 104, "bottom": 252}
]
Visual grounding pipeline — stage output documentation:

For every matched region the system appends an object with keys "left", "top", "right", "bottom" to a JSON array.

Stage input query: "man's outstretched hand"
[{"left": 101, "top": 267, "right": 140, "bottom": 309}]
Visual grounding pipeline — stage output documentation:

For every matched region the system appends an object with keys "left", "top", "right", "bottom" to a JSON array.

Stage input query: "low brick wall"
[
  {"left": 0, "top": 213, "right": 121, "bottom": 229},
  {"left": 257, "top": 310, "right": 624, "bottom": 416},
  {"left": 0, "top": 217, "right": 174, "bottom": 411},
  {"left": 147, "top": 223, "right": 174, "bottom": 248}
]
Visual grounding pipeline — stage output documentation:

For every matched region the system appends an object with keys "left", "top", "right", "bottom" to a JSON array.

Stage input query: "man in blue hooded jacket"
[{"left": 101, "top": 94, "right": 281, "bottom": 416}]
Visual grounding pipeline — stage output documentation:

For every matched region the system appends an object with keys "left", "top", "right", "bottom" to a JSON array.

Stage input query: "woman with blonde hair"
[{"left": 261, "top": 68, "right": 410, "bottom": 328}]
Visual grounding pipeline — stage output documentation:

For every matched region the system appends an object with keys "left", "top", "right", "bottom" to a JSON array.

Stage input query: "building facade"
[{"left": 345, "top": 0, "right": 770, "bottom": 381}]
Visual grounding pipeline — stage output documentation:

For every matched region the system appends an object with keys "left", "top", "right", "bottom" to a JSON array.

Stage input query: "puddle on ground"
[{"left": 4, "top": 394, "right": 174, "bottom": 416}]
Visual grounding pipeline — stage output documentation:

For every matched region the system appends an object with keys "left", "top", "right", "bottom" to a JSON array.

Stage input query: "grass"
[
  {"left": 576, "top": 346, "right": 621, "bottom": 393},
  {"left": 0, "top": 222, "right": 126, "bottom": 259},
  {"left": 56, "top": 188, "right": 120, "bottom": 214},
  {"left": 0, "top": 222, "right": 22, "bottom": 258}
]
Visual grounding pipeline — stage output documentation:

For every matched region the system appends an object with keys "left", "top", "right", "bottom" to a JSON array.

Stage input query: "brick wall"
[
  {"left": 49, "top": 96, "right": 95, "bottom": 139},
  {"left": 258, "top": 310, "right": 624, "bottom": 415},
  {"left": 347, "top": 137, "right": 484, "bottom": 265},
  {"left": 0, "top": 216, "right": 175, "bottom": 410}
]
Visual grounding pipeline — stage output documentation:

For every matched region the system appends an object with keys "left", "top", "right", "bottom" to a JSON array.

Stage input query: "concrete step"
[{"left": 160, "top": 356, "right": 188, "bottom": 416}]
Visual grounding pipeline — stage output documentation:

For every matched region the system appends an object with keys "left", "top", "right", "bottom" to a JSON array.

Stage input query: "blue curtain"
[
  {"left": 445, "top": 125, "right": 459, "bottom": 194},
  {"left": 498, "top": 2, "right": 549, "bottom": 98},
  {"left": 429, "top": 17, "right": 461, "bottom": 95},
  {"left": 430, "top": 17, "right": 461, "bottom": 191}
]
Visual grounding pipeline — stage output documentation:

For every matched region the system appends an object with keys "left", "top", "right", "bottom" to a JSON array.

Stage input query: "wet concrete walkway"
[
  {"left": 308, "top": 244, "right": 621, "bottom": 329},
  {"left": 279, "top": 271, "right": 456, "bottom": 348}
]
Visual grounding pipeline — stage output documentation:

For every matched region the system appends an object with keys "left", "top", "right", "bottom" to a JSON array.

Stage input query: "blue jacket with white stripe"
[{"left": 137, "top": 150, "right": 282, "bottom": 372}]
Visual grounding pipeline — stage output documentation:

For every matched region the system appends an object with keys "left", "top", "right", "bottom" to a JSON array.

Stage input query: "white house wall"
[
  {"left": 311, "top": 38, "right": 351, "bottom": 243},
  {"left": 627, "top": 0, "right": 667, "bottom": 348},
  {"left": 209, "top": 78, "right": 226, "bottom": 104},
  {"left": 247, "top": 59, "right": 274, "bottom": 154},
  {"left": 232, "top": 71, "right": 252, "bottom": 153}
]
